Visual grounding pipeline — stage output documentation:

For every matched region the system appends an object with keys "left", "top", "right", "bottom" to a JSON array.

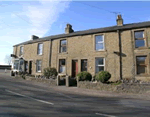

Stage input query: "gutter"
[
  {"left": 49, "top": 39, "right": 52, "bottom": 67},
  {"left": 117, "top": 30, "right": 123, "bottom": 80}
]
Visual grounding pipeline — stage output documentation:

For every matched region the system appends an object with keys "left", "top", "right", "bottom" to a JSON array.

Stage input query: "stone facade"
[{"left": 12, "top": 16, "right": 150, "bottom": 81}]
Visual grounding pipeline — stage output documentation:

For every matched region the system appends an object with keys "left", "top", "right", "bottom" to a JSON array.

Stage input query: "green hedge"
[
  {"left": 43, "top": 67, "right": 58, "bottom": 79},
  {"left": 76, "top": 71, "right": 92, "bottom": 81},
  {"left": 95, "top": 71, "right": 111, "bottom": 83}
]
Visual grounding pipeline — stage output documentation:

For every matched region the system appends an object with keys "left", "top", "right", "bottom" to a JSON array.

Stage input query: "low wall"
[
  {"left": 25, "top": 76, "right": 57, "bottom": 86},
  {"left": 78, "top": 81, "right": 116, "bottom": 91},
  {"left": 78, "top": 81, "right": 150, "bottom": 94}
]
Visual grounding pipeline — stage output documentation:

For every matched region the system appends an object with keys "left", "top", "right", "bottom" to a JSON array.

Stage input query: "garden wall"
[{"left": 78, "top": 81, "right": 150, "bottom": 94}]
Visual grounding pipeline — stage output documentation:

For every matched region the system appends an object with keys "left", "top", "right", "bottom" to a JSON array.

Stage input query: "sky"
[{"left": 0, "top": 0, "right": 150, "bottom": 65}]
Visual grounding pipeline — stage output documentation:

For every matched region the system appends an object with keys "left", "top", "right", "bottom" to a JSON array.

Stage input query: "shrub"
[
  {"left": 43, "top": 67, "right": 58, "bottom": 79},
  {"left": 76, "top": 71, "right": 92, "bottom": 81},
  {"left": 95, "top": 71, "right": 111, "bottom": 83}
]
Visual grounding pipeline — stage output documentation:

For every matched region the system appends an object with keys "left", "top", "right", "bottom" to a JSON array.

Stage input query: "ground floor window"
[
  {"left": 81, "top": 59, "right": 87, "bottom": 72},
  {"left": 59, "top": 59, "right": 66, "bottom": 73},
  {"left": 136, "top": 56, "right": 147, "bottom": 75},
  {"left": 36, "top": 60, "right": 42, "bottom": 72},
  {"left": 14, "top": 60, "right": 19, "bottom": 70},
  {"left": 95, "top": 57, "right": 104, "bottom": 73}
]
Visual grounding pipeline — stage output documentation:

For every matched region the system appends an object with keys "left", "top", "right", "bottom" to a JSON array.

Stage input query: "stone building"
[{"left": 11, "top": 15, "right": 150, "bottom": 81}]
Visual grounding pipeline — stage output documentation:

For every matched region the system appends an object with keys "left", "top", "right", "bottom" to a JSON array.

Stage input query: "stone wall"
[
  {"left": 25, "top": 76, "right": 57, "bottom": 86},
  {"left": 78, "top": 81, "right": 150, "bottom": 94},
  {"left": 78, "top": 81, "right": 116, "bottom": 91}
]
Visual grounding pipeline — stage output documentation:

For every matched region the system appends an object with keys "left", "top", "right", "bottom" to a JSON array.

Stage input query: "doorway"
[
  {"left": 29, "top": 61, "right": 32, "bottom": 74},
  {"left": 72, "top": 60, "right": 78, "bottom": 77}
]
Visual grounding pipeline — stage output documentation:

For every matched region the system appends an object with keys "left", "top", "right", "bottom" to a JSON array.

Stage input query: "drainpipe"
[
  {"left": 117, "top": 30, "right": 122, "bottom": 80},
  {"left": 49, "top": 39, "right": 52, "bottom": 67}
]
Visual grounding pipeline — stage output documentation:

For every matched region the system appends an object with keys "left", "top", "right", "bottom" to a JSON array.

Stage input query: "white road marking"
[
  {"left": 95, "top": 113, "right": 117, "bottom": 117},
  {"left": 57, "top": 92, "right": 74, "bottom": 99},
  {"left": 5, "top": 89, "right": 54, "bottom": 105}
]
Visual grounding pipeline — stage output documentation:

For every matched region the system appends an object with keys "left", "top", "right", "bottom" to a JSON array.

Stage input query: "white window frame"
[
  {"left": 95, "top": 57, "right": 105, "bottom": 73},
  {"left": 95, "top": 35, "right": 105, "bottom": 51},
  {"left": 37, "top": 43, "right": 43, "bottom": 55},
  {"left": 59, "top": 59, "right": 66, "bottom": 73},
  {"left": 36, "top": 60, "right": 42, "bottom": 72}
]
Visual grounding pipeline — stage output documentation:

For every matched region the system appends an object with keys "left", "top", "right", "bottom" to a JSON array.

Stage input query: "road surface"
[{"left": 0, "top": 73, "right": 150, "bottom": 117}]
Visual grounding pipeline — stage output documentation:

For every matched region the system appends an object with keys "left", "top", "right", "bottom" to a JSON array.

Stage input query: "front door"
[
  {"left": 29, "top": 61, "right": 32, "bottom": 74},
  {"left": 72, "top": 60, "right": 78, "bottom": 77}
]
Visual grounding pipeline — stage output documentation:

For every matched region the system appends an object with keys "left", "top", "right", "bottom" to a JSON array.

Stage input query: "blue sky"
[{"left": 0, "top": 1, "right": 150, "bottom": 65}]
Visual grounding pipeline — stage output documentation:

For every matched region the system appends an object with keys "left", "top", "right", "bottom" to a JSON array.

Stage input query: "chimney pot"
[
  {"left": 65, "top": 24, "right": 74, "bottom": 34},
  {"left": 117, "top": 14, "right": 123, "bottom": 26},
  {"left": 31, "top": 35, "right": 39, "bottom": 40}
]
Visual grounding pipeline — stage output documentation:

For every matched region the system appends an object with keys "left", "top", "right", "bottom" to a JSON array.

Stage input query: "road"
[{"left": 0, "top": 73, "right": 150, "bottom": 117}]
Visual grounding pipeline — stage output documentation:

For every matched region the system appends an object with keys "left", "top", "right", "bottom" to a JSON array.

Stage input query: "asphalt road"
[{"left": 0, "top": 73, "right": 150, "bottom": 117}]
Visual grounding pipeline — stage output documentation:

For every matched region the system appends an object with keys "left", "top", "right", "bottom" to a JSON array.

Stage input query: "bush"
[
  {"left": 76, "top": 71, "right": 92, "bottom": 81},
  {"left": 43, "top": 67, "right": 58, "bottom": 79},
  {"left": 95, "top": 71, "right": 111, "bottom": 83}
]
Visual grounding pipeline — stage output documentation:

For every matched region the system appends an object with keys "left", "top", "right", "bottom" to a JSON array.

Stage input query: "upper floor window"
[
  {"left": 37, "top": 43, "right": 43, "bottom": 55},
  {"left": 95, "top": 35, "right": 104, "bottom": 51},
  {"left": 20, "top": 46, "right": 23, "bottom": 55},
  {"left": 134, "top": 31, "right": 145, "bottom": 48},
  {"left": 95, "top": 57, "right": 105, "bottom": 73},
  {"left": 36, "top": 60, "right": 42, "bottom": 72},
  {"left": 60, "top": 40, "right": 67, "bottom": 53}
]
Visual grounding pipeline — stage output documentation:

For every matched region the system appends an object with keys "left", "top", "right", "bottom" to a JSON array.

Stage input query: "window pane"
[
  {"left": 96, "top": 58, "right": 104, "bottom": 65},
  {"left": 61, "top": 46, "right": 66, "bottom": 52},
  {"left": 37, "top": 60, "right": 41, "bottom": 72},
  {"left": 96, "top": 66, "right": 104, "bottom": 73},
  {"left": 81, "top": 59, "right": 87, "bottom": 71},
  {"left": 137, "top": 66, "right": 147, "bottom": 74},
  {"left": 60, "top": 59, "right": 65, "bottom": 65},
  {"left": 59, "top": 66, "right": 65, "bottom": 73},
  {"left": 96, "top": 35, "right": 103, "bottom": 43},
  {"left": 96, "top": 43, "right": 104, "bottom": 50},
  {"left": 137, "top": 56, "right": 146, "bottom": 65},
  {"left": 38, "top": 44, "right": 43, "bottom": 55},
  {"left": 135, "top": 31, "right": 144, "bottom": 39},
  {"left": 61, "top": 40, "right": 67, "bottom": 45},
  {"left": 135, "top": 40, "right": 145, "bottom": 48}
]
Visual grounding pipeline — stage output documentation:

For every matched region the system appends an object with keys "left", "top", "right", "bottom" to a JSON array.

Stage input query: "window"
[
  {"left": 19, "top": 60, "right": 24, "bottom": 71},
  {"left": 20, "top": 46, "right": 23, "bottom": 55},
  {"left": 95, "top": 58, "right": 104, "bottom": 73},
  {"left": 14, "top": 60, "right": 19, "bottom": 70},
  {"left": 59, "top": 59, "right": 66, "bottom": 73},
  {"left": 60, "top": 40, "right": 67, "bottom": 53},
  {"left": 134, "top": 31, "right": 145, "bottom": 48},
  {"left": 36, "top": 60, "right": 42, "bottom": 72},
  {"left": 95, "top": 35, "right": 104, "bottom": 51},
  {"left": 81, "top": 59, "right": 87, "bottom": 72},
  {"left": 136, "top": 56, "right": 147, "bottom": 74},
  {"left": 37, "top": 43, "right": 43, "bottom": 55}
]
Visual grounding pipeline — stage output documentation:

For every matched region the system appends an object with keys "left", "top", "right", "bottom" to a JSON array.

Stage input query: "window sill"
[
  {"left": 59, "top": 52, "right": 68, "bottom": 54},
  {"left": 37, "top": 54, "right": 43, "bottom": 56},
  {"left": 36, "top": 71, "right": 41, "bottom": 73},
  {"left": 134, "top": 47, "right": 148, "bottom": 50},
  {"left": 95, "top": 49, "right": 106, "bottom": 52}
]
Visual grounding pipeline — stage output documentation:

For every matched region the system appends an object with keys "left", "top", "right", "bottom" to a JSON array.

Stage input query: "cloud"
[{"left": 23, "top": 0, "right": 70, "bottom": 37}]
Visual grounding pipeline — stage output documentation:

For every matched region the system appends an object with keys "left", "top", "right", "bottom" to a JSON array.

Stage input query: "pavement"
[{"left": 1, "top": 71, "right": 150, "bottom": 117}]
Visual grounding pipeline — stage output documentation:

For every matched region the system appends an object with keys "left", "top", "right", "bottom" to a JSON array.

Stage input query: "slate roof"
[{"left": 13, "top": 21, "right": 150, "bottom": 47}]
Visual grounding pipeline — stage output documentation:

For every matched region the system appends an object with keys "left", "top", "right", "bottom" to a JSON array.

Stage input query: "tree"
[{"left": 4, "top": 55, "right": 12, "bottom": 65}]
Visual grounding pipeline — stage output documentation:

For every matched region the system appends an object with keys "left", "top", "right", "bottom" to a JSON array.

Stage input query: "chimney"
[
  {"left": 31, "top": 35, "right": 39, "bottom": 40},
  {"left": 116, "top": 15, "right": 123, "bottom": 26},
  {"left": 65, "top": 24, "right": 74, "bottom": 34}
]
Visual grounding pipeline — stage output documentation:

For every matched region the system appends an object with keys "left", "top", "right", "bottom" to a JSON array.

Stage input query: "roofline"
[{"left": 13, "top": 21, "right": 150, "bottom": 47}]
